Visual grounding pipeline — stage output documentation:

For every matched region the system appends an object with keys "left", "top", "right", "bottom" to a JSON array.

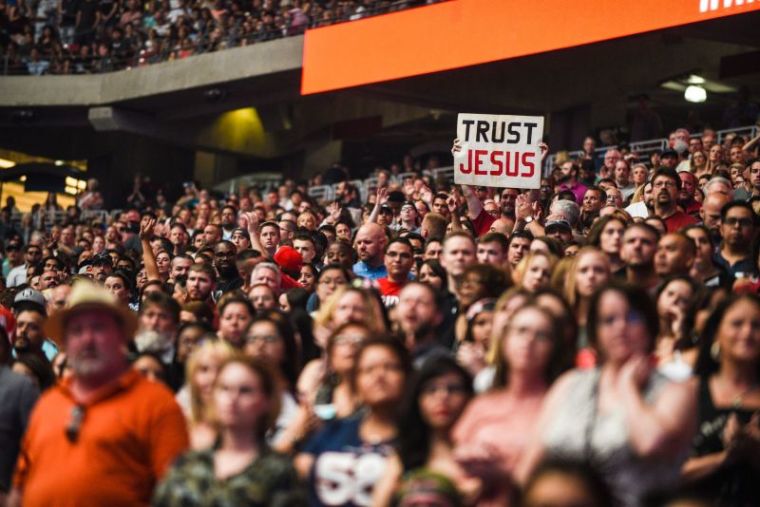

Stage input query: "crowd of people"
[
  {"left": 0, "top": 0, "right": 441, "bottom": 75},
  {"left": 0, "top": 123, "right": 760, "bottom": 507}
]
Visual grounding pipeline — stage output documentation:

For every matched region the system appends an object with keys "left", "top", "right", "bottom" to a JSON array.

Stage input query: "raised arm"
[
  {"left": 243, "top": 212, "right": 265, "bottom": 256},
  {"left": 140, "top": 218, "right": 161, "bottom": 282},
  {"left": 742, "top": 131, "right": 760, "bottom": 154},
  {"left": 446, "top": 192, "right": 463, "bottom": 232},
  {"left": 366, "top": 186, "right": 388, "bottom": 224}
]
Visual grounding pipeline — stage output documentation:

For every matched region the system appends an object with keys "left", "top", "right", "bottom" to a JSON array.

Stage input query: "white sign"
[{"left": 453, "top": 113, "right": 544, "bottom": 189}]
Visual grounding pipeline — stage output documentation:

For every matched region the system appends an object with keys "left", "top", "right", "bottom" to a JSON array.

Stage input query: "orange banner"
[{"left": 302, "top": 0, "right": 760, "bottom": 95}]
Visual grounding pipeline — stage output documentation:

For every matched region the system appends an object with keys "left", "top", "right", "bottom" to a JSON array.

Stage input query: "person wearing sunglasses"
[{"left": 8, "top": 281, "right": 189, "bottom": 507}]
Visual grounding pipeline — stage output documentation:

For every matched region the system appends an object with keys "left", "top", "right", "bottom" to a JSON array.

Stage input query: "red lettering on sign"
[
  {"left": 459, "top": 149, "right": 472, "bottom": 174},
  {"left": 474, "top": 150, "right": 487, "bottom": 174},
  {"left": 521, "top": 152, "right": 535, "bottom": 177},
  {"left": 505, "top": 151, "right": 517, "bottom": 176},
  {"left": 490, "top": 151, "right": 503, "bottom": 176}
]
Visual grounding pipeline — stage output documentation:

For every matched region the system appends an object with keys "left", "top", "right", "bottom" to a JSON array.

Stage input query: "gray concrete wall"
[{"left": 0, "top": 35, "right": 303, "bottom": 107}]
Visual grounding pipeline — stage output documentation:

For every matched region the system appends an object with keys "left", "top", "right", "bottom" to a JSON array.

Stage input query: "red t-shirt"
[
  {"left": 663, "top": 211, "right": 697, "bottom": 233},
  {"left": 471, "top": 209, "right": 496, "bottom": 237},
  {"left": 377, "top": 278, "right": 406, "bottom": 308}
]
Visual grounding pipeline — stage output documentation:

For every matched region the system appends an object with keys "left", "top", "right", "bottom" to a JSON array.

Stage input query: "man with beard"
[
  {"left": 499, "top": 188, "right": 518, "bottom": 227},
  {"left": 394, "top": 282, "right": 447, "bottom": 366},
  {"left": 715, "top": 201, "right": 756, "bottom": 278},
  {"left": 90, "top": 254, "right": 113, "bottom": 282},
  {"left": 134, "top": 292, "right": 182, "bottom": 388},
  {"left": 749, "top": 159, "right": 760, "bottom": 199},
  {"left": 659, "top": 149, "right": 679, "bottom": 170},
  {"left": 353, "top": 222, "right": 388, "bottom": 280},
  {"left": 678, "top": 171, "right": 701, "bottom": 216},
  {"left": 652, "top": 169, "right": 696, "bottom": 233},
  {"left": 186, "top": 263, "right": 216, "bottom": 304},
  {"left": 13, "top": 296, "right": 57, "bottom": 362},
  {"left": 219, "top": 205, "right": 237, "bottom": 240},
  {"left": 168, "top": 223, "right": 189, "bottom": 256},
  {"left": 213, "top": 241, "right": 243, "bottom": 294},
  {"left": 556, "top": 161, "right": 587, "bottom": 204},
  {"left": 9, "top": 281, "right": 188, "bottom": 506},
  {"left": 169, "top": 254, "right": 193, "bottom": 284},
  {"left": 38, "top": 270, "right": 58, "bottom": 290},
  {"left": 620, "top": 222, "right": 660, "bottom": 291},
  {"left": 203, "top": 223, "right": 222, "bottom": 246}
]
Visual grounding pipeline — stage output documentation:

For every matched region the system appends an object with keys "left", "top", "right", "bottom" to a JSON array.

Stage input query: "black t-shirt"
[
  {"left": 690, "top": 377, "right": 759, "bottom": 507},
  {"left": 61, "top": 0, "right": 79, "bottom": 22},
  {"left": 76, "top": 0, "right": 100, "bottom": 29}
]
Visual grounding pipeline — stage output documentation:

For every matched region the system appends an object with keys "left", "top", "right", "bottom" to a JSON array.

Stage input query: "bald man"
[
  {"left": 353, "top": 223, "right": 389, "bottom": 280},
  {"left": 654, "top": 233, "right": 695, "bottom": 277},
  {"left": 699, "top": 192, "right": 730, "bottom": 244}
]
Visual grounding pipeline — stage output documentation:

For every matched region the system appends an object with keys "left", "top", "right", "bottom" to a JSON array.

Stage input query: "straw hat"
[{"left": 44, "top": 280, "right": 138, "bottom": 346}]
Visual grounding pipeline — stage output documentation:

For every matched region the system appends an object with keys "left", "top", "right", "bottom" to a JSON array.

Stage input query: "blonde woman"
[
  {"left": 312, "top": 285, "right": 386, "bottom": 348},
  {"left": 563, "top": 248, "right": 611, "bottom": 329},
  {"left": 562, "top": 247, "right": 611, "bottom": 368},
  {"left": 512, "top": 251, "right": 557, "bottom": 293},
  {"left": 300, "top": 287, "right": 388, "bottom": 407},
  {"left": 176, "top": 340, "right": 235, "bottom": 450}
]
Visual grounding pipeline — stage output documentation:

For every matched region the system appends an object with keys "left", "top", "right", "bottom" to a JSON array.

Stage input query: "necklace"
[{"left": 717, "top": 376, "right": 759, "bottom": 409}]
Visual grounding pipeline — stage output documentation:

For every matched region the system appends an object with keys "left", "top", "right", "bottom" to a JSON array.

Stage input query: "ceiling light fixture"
[{"left": 684, "top": 85, "right": 707, "bottom": 103}]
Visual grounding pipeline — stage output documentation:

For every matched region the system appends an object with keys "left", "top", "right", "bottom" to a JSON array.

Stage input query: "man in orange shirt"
[{"left": 9, "top": 281, "right": 189, "bottom": 507}]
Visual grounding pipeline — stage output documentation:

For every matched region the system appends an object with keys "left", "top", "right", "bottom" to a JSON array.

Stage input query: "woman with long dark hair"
[
  {"left": 373, "top": 356, "right": 475, "bottom": 505},
  {"left": 682, "top": 293, "right": 760, "bottom": 507},
  {"left": 296, "top": 337, "right": 411, "bottom": 507}
]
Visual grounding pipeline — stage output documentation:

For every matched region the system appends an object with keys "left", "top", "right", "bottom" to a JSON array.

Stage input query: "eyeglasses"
[
  {"left": 66, "top": 405, "right": 86, "bottom": 443},
  {"left": 724, "top": 217, "right": 753, "bottom": 228},
  {"left": 421, "top": 382, "right": 468, "bottom": 396},
  {"left": 246, "top": 334, "right": 281, "bottom": 344},
  {"left": 653, "top": 180, "right": 676, "bottom": 189},
  {"left": 333, "top": 334, "right": 365, "bottom": 346}
]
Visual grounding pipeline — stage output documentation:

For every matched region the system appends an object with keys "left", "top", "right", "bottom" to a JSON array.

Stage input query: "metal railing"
[
  {"left": 307, "top": 166, "right": 456, "bottom": 204},
  {"left": 3, "top": 208, "right": 122, "bottom": 228},
  {"left": 543, "top": 124, "right": 759, "bottom": 171},
  {"left": 306, "top": 124, "right": 758, "bottom": 203}
]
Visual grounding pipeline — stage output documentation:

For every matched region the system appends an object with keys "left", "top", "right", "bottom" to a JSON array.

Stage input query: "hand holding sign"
[{"left": 453, "top": 113, "right": 544, "bottom": 189}]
